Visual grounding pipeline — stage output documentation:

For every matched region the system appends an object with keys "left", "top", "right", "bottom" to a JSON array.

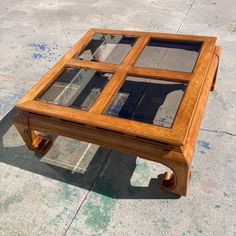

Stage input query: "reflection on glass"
[
  {"left": 38, "top": 67, "right": 112, "bottom": 111},
  {"left": 135, "top": 39, "right": 202, "bottom": 72},
  {"left": 105, "top": 76, "right": 187, "bottom": 127},
  {"left": 76, "top": 34, "right": 137, "bottom": 64}
]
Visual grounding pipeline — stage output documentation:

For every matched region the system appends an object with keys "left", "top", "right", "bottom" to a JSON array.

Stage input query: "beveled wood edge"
[
  {"left": 67, "top": 58, "right": 118, "bottom": 72},
  {"left": 16, "top": 29, "right": 96, "bottom": 105},
  {"left": 92, "top": 28, "right": 217, "bottom": 42},
  {"left": 214, "top": 45, "right": 221, "bottom": 57},
  {"left": 89, "top": 35, "right": 150, "bottom": 113},
  {"left": 128, "top": 67, "right": 191, "bottom": 82},
  {"left": 183, "top": 45, "right": 221, "bottom": 152},
  {"left": 88, "top": 68, "right": 127, "bottom": 113},
  {"left": 15, "top": 100, "right": 184, "bottom": 146},
  {"left": 173, "top": 38, "right": 217, "bottom": 137},
  {"left": 121, "top": 35, "right": 150, "bottom": 66}
]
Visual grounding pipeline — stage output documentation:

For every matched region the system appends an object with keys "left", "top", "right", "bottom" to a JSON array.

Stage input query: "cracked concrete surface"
[{"left": 0, "top": 0, "right": 236, "bottom": 235}]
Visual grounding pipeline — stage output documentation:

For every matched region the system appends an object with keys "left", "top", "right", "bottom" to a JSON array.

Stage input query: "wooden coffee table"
[{"left": 14, "top": 29, "right": 220, "bottom": 196}]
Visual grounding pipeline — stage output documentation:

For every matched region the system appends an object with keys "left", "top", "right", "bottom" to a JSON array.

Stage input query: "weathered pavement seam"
[
  {"left": 63, "top": 149, "right": 113, "bottom": 235},
  {"left": 200, "top": 127, "right": 236, "bottom": 137},
  {"left": 176, "top": 0, "right": 196, "bottom": 32}
]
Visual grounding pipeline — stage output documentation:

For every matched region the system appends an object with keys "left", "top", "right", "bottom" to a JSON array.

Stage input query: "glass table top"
[
  {"left": 135, "top": 39, "right": 202, "bottom": 72},
  {"left": 105, "top": 75, "right": 187, "bottom": 128},
  {"left": 21, "top": 29, "right": 218, "bottom": 144},
  {"left": 38, "top": 67, "right": 113, "bottom": 111},
  {"left": 36, "top": 33, "right": 202, "bottom": 128},
  {"left": 38, "top": 67, "right": 187, "bottom": 128},
  {"left": 76, "top": 33, "right": 137, "bottom": 64}
]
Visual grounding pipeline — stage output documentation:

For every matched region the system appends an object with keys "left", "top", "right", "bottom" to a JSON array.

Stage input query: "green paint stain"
[
  {"left": 82, "top": 183, "right": 117, "bottom": 234},
  {"left": 45, "top": 182, "right": 73, "bottom": 208},
  {"left": 83, "top": 196, "right": 115, "bottom": 231},
  {"left": 195, "top": 224, "right": 203, "bottom": 234},
  {"left": 58, "top": 182, "right": 71, "bottom": 201},
  {"left": 181, "top": 231, "right": 191, "bottom": 236},
  {"left": 214, "top": 204, "right": 221, "bottom": 208},
  {"left": 191, "top": 170, "right": 201, "bottom": 183},
  {"left": 50, "top": 207, "right": 75, "bottom": 226},
  {"left": 62, "top": 184, "right": 71, "bottom": 200},
  {"left": 0, "top": 194, "right": 23, "bottom": 212}
]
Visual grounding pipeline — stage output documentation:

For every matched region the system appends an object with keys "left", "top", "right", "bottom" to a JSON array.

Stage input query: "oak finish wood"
[{"left": 14, "top": 29, "right": 220, "bottom": 196}]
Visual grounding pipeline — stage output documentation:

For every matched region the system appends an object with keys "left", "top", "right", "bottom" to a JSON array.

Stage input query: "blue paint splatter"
[
  {"left": 32, "top": 53, "right": 43, "bottom": 59},
  {"left": 197, "top": 140, "right": 210, "bottom": 154},
  {"left": 29, "top": 42, "right": 51, "bottom": 52},
  {"left": 28, "top": 41, "right": 60, "bottom": 61}
]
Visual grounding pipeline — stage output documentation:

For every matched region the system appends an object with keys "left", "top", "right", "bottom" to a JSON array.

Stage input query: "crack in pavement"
[
  {"left": 200, "top": 127, "right": 236, "bottom": 137},
  {"left": 176, "top": 0, "right": 196, "bottom": 32},
  {"left": 63, "top": 149, "right": 113, "bottom": 236}
]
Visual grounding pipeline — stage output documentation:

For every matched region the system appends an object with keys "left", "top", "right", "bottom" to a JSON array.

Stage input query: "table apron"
[{"left": 27, "top": 113, "right": 183, "bottom": 164}]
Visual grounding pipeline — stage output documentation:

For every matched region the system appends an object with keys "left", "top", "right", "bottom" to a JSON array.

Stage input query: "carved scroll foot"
[
  {"left": 33, "top": 132, "right": 53, "bottom": 155},
  {"left": 160, "top": 166, "right": 191, "bottom": 196}
]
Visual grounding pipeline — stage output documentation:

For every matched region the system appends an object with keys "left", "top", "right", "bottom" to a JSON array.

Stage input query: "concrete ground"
[{"left": 0, "top": 0, "right": 236, "bottom": 235}]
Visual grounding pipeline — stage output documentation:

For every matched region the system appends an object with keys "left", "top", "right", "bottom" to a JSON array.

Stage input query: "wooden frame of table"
[{"left": 14, "top": 29, "right": 220, "bottom": 196}]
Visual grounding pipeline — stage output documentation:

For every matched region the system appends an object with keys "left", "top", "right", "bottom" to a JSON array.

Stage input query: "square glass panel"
[
  {"left": 105, "top": 75, "right": 187, "bottom": 128},
  {"left": 38, "top": 67, "right": 113, "bottom": 111},
  {"left": 76, "top": 34, "right": 137, "bottom": 64},
  {"left": 135, "top": 39, "right": 202, "bottom": 72}
]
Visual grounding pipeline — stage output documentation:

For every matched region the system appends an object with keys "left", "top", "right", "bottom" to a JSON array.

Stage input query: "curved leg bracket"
[
  {"left": 140, "top": 150, "right": 191, "bottom": 196},
  {"left": 14, "top": 112, "right": 53, "bottom": 155},
  {"left": 160, "top": 162, "right": 191, "bottom": 196},
  {"left": 31, "top": 131, "right": 53, "bottom": 155},
  {"left": 210, "top": 64, "right": 218, "bottom": 92}
]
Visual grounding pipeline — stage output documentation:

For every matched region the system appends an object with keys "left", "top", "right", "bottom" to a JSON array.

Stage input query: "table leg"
[
  {"left": 210, "top": 46, "right": 221, "bottom": 92},
  {"left": 210, "top": 64, "right": 218, "bottom": 92},
  {"left": 141, "top": 151, "right": 191, "bottom": 196},
  {"left": 160, "top": 163, "right": 191, "bottom": 196},
  {"left": 13, "top": 112, "right": 53, "bottom": 155}
]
